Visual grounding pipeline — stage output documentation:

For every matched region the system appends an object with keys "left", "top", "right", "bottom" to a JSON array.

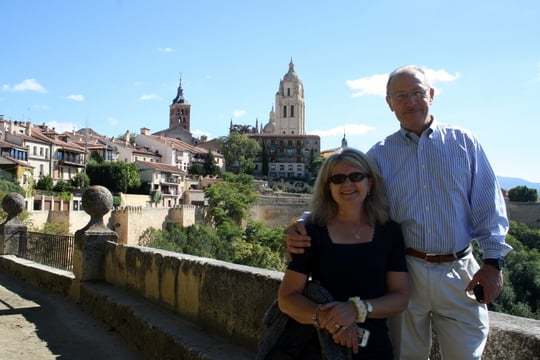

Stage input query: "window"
[
  {"left": 283, "top": 105, "right": 287, "bottom": 117},
  {"left": 287, "top": 88, "right": 291, "bottom": 96},
  {"left": 290, "top": 105, "right": 294, "bottom": 117}
]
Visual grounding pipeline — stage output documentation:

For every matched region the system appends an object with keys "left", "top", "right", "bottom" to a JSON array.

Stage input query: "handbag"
[{"left": 255, "top": 280, "right": 351, "bottom": 360}]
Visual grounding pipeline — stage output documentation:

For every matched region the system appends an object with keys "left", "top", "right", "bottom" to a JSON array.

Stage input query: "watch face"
[{"left": 366, "top": 301, "right": 373, "bottom": 313}]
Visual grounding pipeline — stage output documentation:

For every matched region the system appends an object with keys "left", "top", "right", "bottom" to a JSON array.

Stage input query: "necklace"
[{"left": 353, "top": 225, "right": 374, "bottom": 241}]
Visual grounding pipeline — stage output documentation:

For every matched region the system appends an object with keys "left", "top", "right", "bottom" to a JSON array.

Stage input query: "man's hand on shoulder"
[{"left": 285, "top": 220, "right": 312, "bottom": 261}]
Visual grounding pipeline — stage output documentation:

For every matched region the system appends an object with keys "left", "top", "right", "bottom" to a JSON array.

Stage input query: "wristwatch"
[
  {"left": 484, "top": 258, "right": 504, "bottom": 271},
  {"left": 365, "top": 301, "right": 373, "bottom": 314}
]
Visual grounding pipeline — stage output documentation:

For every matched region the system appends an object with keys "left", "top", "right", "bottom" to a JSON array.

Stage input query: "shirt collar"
[{"left": 399, "top": 116, "right": 436, "bottom": 143}]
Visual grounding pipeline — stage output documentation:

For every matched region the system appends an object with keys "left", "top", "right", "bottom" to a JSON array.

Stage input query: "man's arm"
[{"left": 285, "top": 212, "right": 312, "bottom": 258}]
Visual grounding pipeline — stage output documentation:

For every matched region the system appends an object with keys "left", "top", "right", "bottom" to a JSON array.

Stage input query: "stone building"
[{"left": 245, "top": 60, "right": 321, "bottom": 179}]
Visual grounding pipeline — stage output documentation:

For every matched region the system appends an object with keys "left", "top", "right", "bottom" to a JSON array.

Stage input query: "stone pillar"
[
  {"left": 73, "top": 185, "right": 117, "bottom": 281},
  {"left": 0, "top": 193, "right": 27, "bottom": 255}
]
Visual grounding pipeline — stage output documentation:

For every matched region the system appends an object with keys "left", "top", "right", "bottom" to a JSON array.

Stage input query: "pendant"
[{"left": 354, "top": 233, "right": 361, "bottom": 240}]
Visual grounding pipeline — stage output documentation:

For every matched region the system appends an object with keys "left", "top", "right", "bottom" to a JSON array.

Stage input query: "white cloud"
[
  {"left": 107, "top": 117, "right": 119, "bottom": 126},
  {"left": 346, "top": 73, "right": 388, "bottom": 97},
  {"left": 66, "top": 94, "right": 84, "bottom": 101},
  {"left": 310, "top": 123, "right": 376, "bottom": 137},
  {"left": 139, "top": 94, "right": 160, "bottom": 101},
  {"left": 158, "top": 47, "right": 175, "bottom": 53},
  {"left": 425, "top": 69, "right": 461, "bottom": 83},
  {"left": 233, "top": 110, "right": 247, "bottom": 118},
  {"left": 2, "top": 78, "right": 47, "bottom": 93},
  {"left": 192, "top": 129, "right": 212, "bottom": 138},
  {"left": 346, "top": 68, "right": 460, "bottom": 97},
  {"left": 45, "top": 121, "right": 78, "bottom": 133}
]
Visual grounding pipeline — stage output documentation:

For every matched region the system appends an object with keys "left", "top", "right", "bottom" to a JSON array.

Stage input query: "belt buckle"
[{"left": 425, "top": 253, "right": 438, "bottom": 260}]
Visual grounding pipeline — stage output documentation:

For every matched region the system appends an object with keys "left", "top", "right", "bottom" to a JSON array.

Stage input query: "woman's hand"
[
  {"left": 320, "top": 301, "right": 357, "bottom": 331},
  {"left": 332, "top": 325, "right": 359, "bottom": 354}
]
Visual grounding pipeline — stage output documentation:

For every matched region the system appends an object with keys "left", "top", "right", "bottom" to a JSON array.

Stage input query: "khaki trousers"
[{"left": 389, "top": 253, "right": 489, "bottom": 360}]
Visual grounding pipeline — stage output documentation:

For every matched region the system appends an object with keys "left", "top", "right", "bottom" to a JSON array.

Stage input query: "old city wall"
[
  {"left": 26, "top": 198, "right": 538, "bottom": 242},
  {"left": 27, "top": 210, "right": 110, "bottom": 234},
  {"left": 507, "top": 201, "right": 540, "bottom": 229},
  {"left": 250, "top": 195, "right": 310, "bottom": 227},
  {"left": 111, "top": 206, "right": 198, "bottom": 245}
]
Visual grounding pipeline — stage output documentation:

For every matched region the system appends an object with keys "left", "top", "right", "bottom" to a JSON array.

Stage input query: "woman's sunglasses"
[{"left": 329, "top": 172, "right": 369, "bottom": 184}]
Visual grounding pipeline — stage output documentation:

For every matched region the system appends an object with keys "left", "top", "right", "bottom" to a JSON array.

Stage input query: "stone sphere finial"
[
  {"left": 82, "top": 185, "right": 113, "bottom": 218},
  {"left": 2, "top": 193, "right": 25, "bottom": 220}
]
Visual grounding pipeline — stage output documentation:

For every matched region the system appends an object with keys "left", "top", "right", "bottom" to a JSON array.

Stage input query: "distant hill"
[{"left": 497, "top": 176, "right": 540, "bottom": 195}]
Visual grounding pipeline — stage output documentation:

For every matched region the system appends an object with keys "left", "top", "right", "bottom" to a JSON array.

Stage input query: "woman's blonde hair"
[{"left": 309, "top": 148, "right": 389, "bottom": 226}]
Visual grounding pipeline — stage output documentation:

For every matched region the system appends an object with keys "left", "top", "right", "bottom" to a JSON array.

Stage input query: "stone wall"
[
  {"left": 110, "top": 206, "right": 197, "bottom": 245},
  {"left": 27, "top": 210, "right": 108, "bottom": 234},
  {"left": 25, "top": 198, "right": 540, "bottom": 243},
  {"left": 103, "top": 242, "right": 280, "bottom": 353},
  {"left": 250, "top": 195, "right": 310, "bottom": 227},
  {"left": 508, "top": 201, "right": 540, "bottom": 229},
  {"left": 2, "top": 245, "right": 540, "bottom": 358}
]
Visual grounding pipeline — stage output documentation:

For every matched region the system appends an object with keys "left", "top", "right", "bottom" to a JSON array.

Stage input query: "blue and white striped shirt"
[{"left": 367, "top": 118, "right": 511, "bottom": 259}]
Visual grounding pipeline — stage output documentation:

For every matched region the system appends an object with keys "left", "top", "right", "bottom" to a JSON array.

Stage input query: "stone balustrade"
[{"left": 2, "top": 189, "right": 540, "bottom": 359}]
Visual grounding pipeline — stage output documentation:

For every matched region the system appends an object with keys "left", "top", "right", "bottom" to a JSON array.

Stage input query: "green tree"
[
  {"left": 150, "top": 190, "right": 163, "bottom": 206},
  {"left": 117, "top": 131, "right": 137, "bottom": 144},
  {"left": 0, "top": 178, "right": 25, "bottom": 196},
  {"left": 203, "top": 150, "right": 220, "bottom": 176},
  {"left": 309, "top": 149, "right": 324, "bottom": 178},
  {"left": 204, "top": 173, "right": 258, "bottom": 226},
  {"left": 508, "top": 185, "right": 538, "bottom": 202},
  {"left": 484, "top": 222, "right": 540, "bottom": 319},
  {"left": 188, "top": 163, "right": 204, "bottom": 175},
  {"left": 53, "top": 179, "right": 73, "bottom": 193},
  {"left": 221, "top": 133, "right": 261, "bottom": 174},
  {"left": 230, "top": 124, "right": 255, "bottom": 134},
  {"left": 86, "top": 162, "right": 141, "bottom": 193},
  {"left": 509, "top": 220, "right": 540, "bottom": 249},
  {"left": 89, "top": 150, "right": 104, "bottom": 163},
  {"left": 35, "top": 175, "right": 54, "bottom": 191},
  {"left": 70, "top": 172, "right": 90, "bottom": 188}
]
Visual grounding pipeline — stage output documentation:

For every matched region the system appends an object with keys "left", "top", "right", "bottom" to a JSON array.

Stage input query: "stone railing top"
[{"left": 1, "top": 193, "right": 25, "bottom": 224}]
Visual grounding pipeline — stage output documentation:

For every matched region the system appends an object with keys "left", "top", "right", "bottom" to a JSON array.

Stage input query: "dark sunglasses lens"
[
  {"left": 330, "top": 173, "right": 368, "bottom": 184},
  {"left": 349, "top": 173, "right": 367, "bottom": 182},
  {"left": 330, "top": 174, "right": 347, "bottom": 184}
]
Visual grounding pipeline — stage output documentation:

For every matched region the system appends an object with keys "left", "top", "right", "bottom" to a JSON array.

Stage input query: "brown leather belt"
[{"left": 405, "top": 246, "right": 471, "bottom": 263}]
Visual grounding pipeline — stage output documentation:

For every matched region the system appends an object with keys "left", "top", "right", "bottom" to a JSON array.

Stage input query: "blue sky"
[{"left": 2, "top": 1, "right": 539, "bottom": 182}]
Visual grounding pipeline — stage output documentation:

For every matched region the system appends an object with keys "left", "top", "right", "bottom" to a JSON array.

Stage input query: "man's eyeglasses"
[
  {"left": 390, "top": 88, "right": 429, "bottom": 103},
  {"left": 329, "top": 172, "right": 369, "bottom": 184}
]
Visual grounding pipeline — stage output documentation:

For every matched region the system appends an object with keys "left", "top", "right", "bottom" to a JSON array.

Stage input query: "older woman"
[{"left": 278, "top": 148, "right": 410, "bottom": 359}]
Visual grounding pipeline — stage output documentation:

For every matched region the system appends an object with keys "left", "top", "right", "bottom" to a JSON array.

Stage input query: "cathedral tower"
[{"left": 263, "top": 59, "right": 305, "bottom": 135}]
